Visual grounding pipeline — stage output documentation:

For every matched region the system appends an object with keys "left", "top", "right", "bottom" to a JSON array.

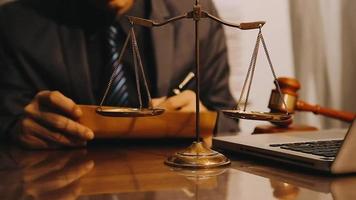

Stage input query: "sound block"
[{"left": 253, "top": 124, "right": 318, "bottom": 134}]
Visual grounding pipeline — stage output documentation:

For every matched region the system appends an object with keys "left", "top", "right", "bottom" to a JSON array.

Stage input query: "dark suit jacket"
[{"left": 0, "top": 0, "right": 238, "bottom": 138}]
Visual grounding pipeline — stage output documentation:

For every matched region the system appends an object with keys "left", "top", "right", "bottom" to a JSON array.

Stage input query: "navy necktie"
[{"left": 106, "top": 25, "right": 130, "bottom": 106}]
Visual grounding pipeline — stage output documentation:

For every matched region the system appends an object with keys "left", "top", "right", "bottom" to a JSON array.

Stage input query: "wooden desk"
[{"left": 1, "top": 142, "right": 356, "bottom": 200}]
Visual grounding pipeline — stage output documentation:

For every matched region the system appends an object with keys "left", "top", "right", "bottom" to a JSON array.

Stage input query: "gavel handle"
[{"left": 296, "top": 100, "right": 356, "bottom": 122}]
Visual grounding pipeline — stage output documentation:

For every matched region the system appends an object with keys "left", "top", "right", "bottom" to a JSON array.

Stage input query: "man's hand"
[
  {"left": 13, "top": 91, "right": 94, "bottom": 149},
  {"left": 91, "top": 0, "right": 134, "bottom": 14},
  {"left": 109, "top": 0, "right": 134, "bottom": 14},
  {"left": 152, "top": 90, "right": 208, "bottom": 112}
]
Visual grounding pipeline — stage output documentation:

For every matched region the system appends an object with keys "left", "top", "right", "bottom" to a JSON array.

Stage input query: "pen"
[{"left": 171, "top": 72, "right": 195, "bottom": 96}]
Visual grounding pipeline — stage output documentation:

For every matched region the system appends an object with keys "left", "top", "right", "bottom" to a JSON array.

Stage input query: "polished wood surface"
[{"left": 1, "top": 141, "right": 356, "bottom": 200}]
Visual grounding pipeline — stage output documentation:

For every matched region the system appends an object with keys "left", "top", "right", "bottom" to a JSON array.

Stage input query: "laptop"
[{"left": 213, "top": 120, "right": 356, "bottom": 174}]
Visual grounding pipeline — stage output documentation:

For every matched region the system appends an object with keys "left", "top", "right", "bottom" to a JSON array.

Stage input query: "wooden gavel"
[{"left": 268, "top": 77, "right": 355, "bottom": 123}]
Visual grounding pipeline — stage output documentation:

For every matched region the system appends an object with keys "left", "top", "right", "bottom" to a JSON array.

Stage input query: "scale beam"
[
  {"left": 127, "top": 12, "right": 265, "bottom": 30},
  {"left": 127, "top": 14, "right": 188, "bottom": 27}
]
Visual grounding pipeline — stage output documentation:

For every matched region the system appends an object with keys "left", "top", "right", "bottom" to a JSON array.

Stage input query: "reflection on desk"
[{"left": 0, "top": 144, "right": 356, "bottom": 200}]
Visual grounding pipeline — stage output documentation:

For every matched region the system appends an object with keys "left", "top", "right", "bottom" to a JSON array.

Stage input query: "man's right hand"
[{"left": 13, "top": 91, "right": 94, "bottom": 149}]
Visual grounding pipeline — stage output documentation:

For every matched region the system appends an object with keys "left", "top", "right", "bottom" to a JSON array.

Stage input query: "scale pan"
[
  {"left": 96, "top": 107, "right": 165, "bottom": 117},
  {"left": 221, "top": 110, "right": 291, "bottom": 122}
]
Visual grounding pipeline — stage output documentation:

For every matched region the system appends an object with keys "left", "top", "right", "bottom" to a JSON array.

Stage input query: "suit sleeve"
[
  {"left": 0, "top": 33, "right": 34, "bottom": 140},
  {"left": 200, "top": 1, "right": 239, "bottom": 133}
]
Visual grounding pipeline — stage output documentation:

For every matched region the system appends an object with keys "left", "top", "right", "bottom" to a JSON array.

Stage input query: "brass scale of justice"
[{"left": 96, "top": 0, "right": 291, "bottom": 168}]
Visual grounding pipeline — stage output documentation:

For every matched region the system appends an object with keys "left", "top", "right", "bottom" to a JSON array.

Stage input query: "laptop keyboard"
[{"left": 269, "top": 140, "right": 343, "bottom": 157}]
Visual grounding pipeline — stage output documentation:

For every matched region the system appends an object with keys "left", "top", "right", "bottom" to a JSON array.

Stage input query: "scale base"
[
  {"left": 172, "top": 167, "right": 227, "bottom": 181},
  {"left": 164, "top": 142, "right": 230, "bottom": 169}
]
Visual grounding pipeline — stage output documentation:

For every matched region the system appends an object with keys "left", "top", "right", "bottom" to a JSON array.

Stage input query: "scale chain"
[
  {"left": 99, "top": 31, "right": 132, "bottom": 108},
  {"left": 243, "top": 30, "right": 261, "bottom": 111},
  {"left": 236, "top": 27, "right": 289, "bottom": 115},
  {"left": 131, "top": 28, "right": 153, "bottom": 109},
  {"left": 130, "top": 27, "right": 143, "bottom": 109},
  {"left": 236, "top": 28, "right": 261, "bottom": 110},
  {"left": 259, "top": 29, "right": 289, "bottom": 115},
  {"left": 99, "top": 25, "right": 153, "bottom": 110}
]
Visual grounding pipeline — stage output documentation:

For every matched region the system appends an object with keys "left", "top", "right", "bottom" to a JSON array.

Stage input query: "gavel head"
[{"left": 268, "top": 77, "right": 301, "bottom": 113}]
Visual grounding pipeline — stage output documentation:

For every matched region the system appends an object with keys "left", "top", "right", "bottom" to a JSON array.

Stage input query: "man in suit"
[{"left": 0, "top": 0, "right": 237, "bottom": 149}]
